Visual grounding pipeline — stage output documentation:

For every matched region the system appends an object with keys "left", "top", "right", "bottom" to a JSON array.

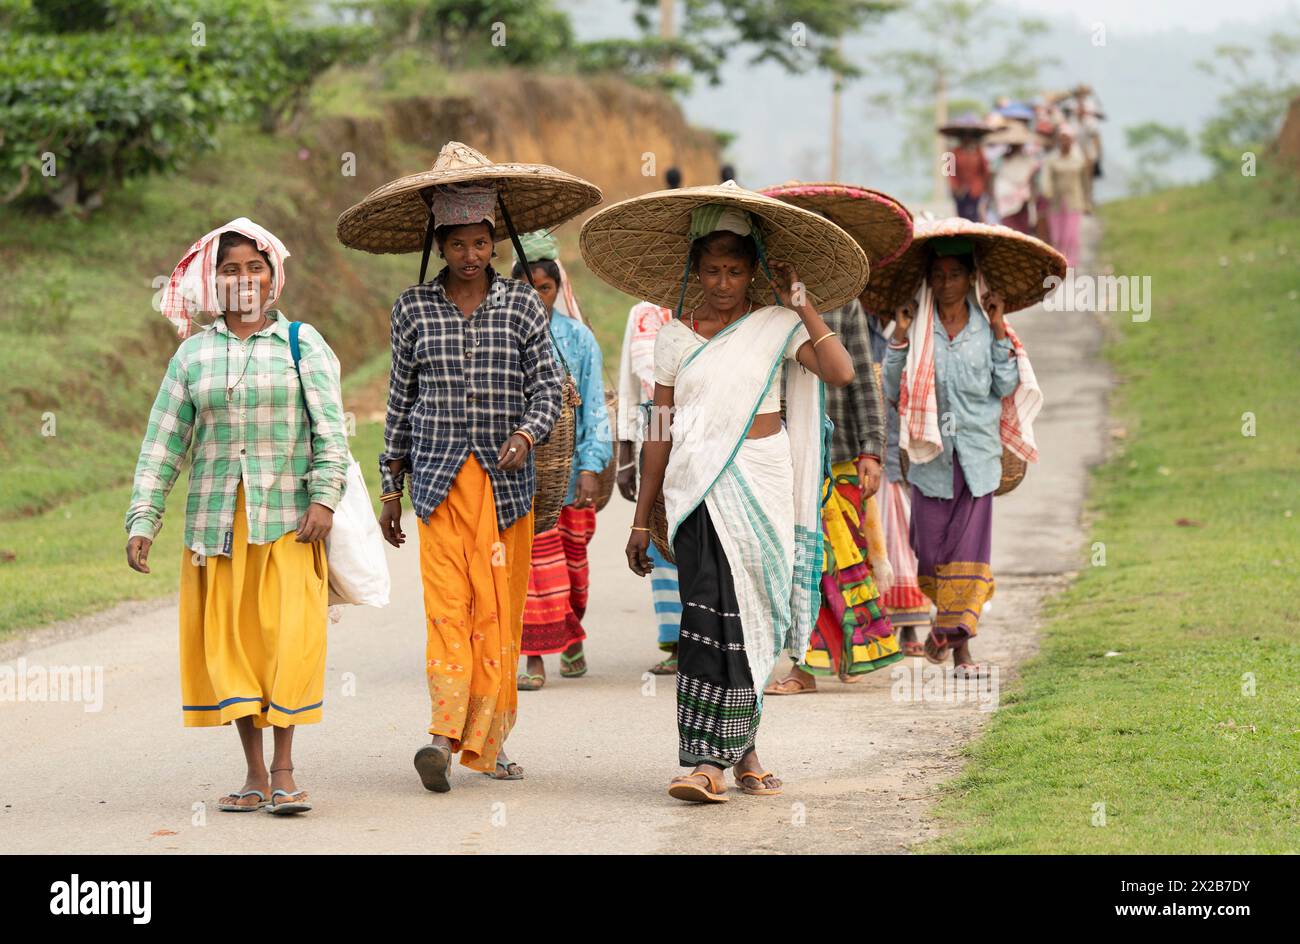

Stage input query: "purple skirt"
[{"left": 909, "top": 455, "right": 994, "bottom": 640}]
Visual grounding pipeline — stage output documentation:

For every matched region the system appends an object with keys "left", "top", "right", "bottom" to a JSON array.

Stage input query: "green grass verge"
[{"left": 923, "top": 170, "right": 1300, "bottom": 853}]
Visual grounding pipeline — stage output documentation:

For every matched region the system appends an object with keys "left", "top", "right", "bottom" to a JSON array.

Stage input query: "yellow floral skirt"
[{"left": 178, "top": 482, "right": 328, "bottom": 728}]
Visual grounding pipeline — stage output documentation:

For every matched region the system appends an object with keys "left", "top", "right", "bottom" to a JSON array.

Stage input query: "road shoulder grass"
[{"left": 923, "top": 171, "right": 1300, "bottom": 854}]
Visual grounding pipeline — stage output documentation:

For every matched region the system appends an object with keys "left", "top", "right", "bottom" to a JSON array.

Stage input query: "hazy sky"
[
  {"left": 559, "top": 0, "right": 1297, "bottom": 200},
  {"left": 1000, "top": 0, "right": 1298, "bottom": 33}
]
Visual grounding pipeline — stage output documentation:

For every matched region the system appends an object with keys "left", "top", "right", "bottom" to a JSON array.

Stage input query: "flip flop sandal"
[
  {"left": 923, "top": 633, "right": 950, "bottom": 666},
  {"left": 735, "top": 770, "right": 784, "bottom": 797},
  {"left": 763, "top": 675, "right": 817, "bottom": 696},
  {"left": 483, "top": 759, "right": 524, "bottom": 781},
  {"left": 668, "top": 770, "right": 729, "bottom": 804},
  {"left": 559, "top": 650, "right": 588, "bottom": 678},
  {"left": 265, "top": 789, "right": 312, "bottom": 815},
  {"left": 649, "top": 655, "right": 678, "bottom": 675},
  {"left": 516, "top": 672, "right": 545, "bottom": 691},
  {"left": 217, "top": 789, "right": 267, "bottom": 812},
  {"left": 902, "top": 640, "right": 926, "bottom": 658},
  {"left": 414, "top": 744, "right": 452, "bottom": 793}
]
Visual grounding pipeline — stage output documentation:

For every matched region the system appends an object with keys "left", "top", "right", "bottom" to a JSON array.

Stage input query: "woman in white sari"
[{"left": 582, "top": 186, "right": 864, "bottom": 803}]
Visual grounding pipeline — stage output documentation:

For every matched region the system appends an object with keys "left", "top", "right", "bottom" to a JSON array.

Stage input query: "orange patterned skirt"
[{"left": 417, "top": 455, "right": 533, "bottom": 772}]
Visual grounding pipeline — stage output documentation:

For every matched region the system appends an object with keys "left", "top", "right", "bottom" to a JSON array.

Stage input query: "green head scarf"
[
  {"left": 512, "top": 229, "right": 558, "bottom": 268},
  {"left": 677, "top": 203, "right": 778, "bottom": 315}
]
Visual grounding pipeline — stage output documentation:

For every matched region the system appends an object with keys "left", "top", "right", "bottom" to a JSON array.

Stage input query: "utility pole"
[
  {"left": 830, "top": 36, "right": 843, "bottom": 179},
  {"left": 933, "top": 65, "right": 948, "bottom": 204},
  {"left": 659, "top": 0, "right": 675, "bottom": 72}
]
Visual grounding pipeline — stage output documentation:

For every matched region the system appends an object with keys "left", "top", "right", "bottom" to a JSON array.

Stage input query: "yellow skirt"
[
  {"left": 178, "top": 482, "right": 328, "bottom": 728},
  {"left": 418, "top": 455, "right": 533, "bottom": 772}
]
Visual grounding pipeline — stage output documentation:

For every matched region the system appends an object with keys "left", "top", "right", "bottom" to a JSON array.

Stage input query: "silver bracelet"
[{"left": 616, "top": 461, "right": 636, "bottom": 473}]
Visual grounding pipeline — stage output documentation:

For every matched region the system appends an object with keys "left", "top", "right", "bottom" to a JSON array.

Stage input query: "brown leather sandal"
[
  {"left": 668, "top": 768, "right": 729, "bottom": 803},
  {"left": 764, "top": 674, "right": 817, "bottom": 695},
  {"left": 923, "top": 632, "right": 950, "bottom": 665}
]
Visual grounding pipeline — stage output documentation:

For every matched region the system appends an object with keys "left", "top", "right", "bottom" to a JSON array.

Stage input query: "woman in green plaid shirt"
[{"left": 125, "top": 222, "right": 348, "bottom": 816}]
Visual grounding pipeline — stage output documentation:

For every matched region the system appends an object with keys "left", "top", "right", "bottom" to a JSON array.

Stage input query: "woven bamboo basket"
[
  {"left": 593, "top": 387, "right": 617, "bottom": 513},
  {"left": 649, "top": 491, "right": 674, "bottom": 564},
  {"left": 899, "top": 447, "right": 1027, "bottom": 497},
  {"left": 532, "top": 378, "right": 579, "bottom": 534}
]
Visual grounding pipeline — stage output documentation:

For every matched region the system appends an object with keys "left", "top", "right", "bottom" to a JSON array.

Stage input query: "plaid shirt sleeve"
[
  {"left": 125, "top": 349, "right": 196, "bottom": 541},
  {"left": 514, "top": 293, "right": 563, "bottom": 447},
  {"left": 297, "top": 324, "right": 350, "bottom": 510},
  {"left": 843, "top": 305, "right": 887, "bottom": 458},
  {"left": 380, "top": 294, "right": 416, "bottom": 496}
]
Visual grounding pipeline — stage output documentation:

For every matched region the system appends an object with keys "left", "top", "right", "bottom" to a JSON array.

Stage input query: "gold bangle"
[
  {"left": 513, "top": 429, "right": 535, "bottom": 450},
  {"left": 812, "top": 331, "right": 838, "bottom": 349},
  {"left": 630, "top": 526, "right": 651, "bottom": 532},
  {"left": 380, "top": 492, "right": 403, "bottom": 503}
]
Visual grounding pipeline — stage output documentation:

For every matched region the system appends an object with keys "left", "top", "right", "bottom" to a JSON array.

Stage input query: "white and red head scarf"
[
  {"left": 159, "top": 218, "right": 290, "bottom": 339},
  {"left": 896, "top": 271, "right": 1043, "bottom": 467}
]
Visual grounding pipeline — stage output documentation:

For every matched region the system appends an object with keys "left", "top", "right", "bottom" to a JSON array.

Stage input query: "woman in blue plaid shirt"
[{"left": 377, "top": 184, "right": 563, "bottom": 792}]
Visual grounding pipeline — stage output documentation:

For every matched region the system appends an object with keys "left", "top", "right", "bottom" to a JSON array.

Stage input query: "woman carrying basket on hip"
[
  {"left": 871, "top": 219, "right": 1060, "bottom": 676},
  {"left": 335, "top": 142, "right": 601, "bottom": 792}
]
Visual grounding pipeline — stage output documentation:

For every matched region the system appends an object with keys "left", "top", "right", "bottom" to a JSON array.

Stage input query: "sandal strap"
[
  {"left": 736, "top": 769, "right": 772, "bottom": 784},
  {"left": 271, "top": 789, "right": 307, "bottom": 801},
  {"left": 674, "top": 769, "right": 723, "bottom": 792},
  {"left": 222, "top": 789, "right": 266, "bottom": 802}
]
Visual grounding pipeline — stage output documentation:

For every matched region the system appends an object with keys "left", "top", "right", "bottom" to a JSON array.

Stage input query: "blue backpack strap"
[{"left": 287, "top": 320, "right": 315, "bottom": 432}]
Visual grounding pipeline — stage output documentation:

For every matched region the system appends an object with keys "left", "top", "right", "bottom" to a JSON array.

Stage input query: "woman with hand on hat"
[
  {"left": 511, "top": 231, "right": 612, "bottom": 691},
  {"left": 126, "top": 219, "right": 348, "bottom": 816},
  {"left": 882, "top": 236, "right": 1019, "bottom": 676},
  {"left": 583, "top": 182, "right": 864, "bottom": 803}
]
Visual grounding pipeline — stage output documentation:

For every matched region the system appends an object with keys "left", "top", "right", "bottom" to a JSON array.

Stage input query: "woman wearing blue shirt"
[
  {"left": 883, "top": 238, "right": 1019, "bottom": 676},
  {"left": 513, "top": 233, "right": 612, "bottom": 689}
]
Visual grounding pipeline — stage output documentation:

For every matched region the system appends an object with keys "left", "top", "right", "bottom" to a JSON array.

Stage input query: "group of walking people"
[
  {"left": 125, "top": 140, "right": 1065, "bottom": 812},
  {"left": 943, "top": 84, "right": 1102, "bottom": 269}
]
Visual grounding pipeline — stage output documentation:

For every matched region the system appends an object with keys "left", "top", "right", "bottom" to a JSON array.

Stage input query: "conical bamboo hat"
[{"left": 337, "top": 141, "right": 602, "bottom": 253}]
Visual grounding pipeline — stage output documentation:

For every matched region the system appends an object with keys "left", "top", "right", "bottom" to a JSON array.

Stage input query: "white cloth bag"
[
  {"left": 324, "top": 456, "right": 391, "bottom": 608},
  {"left": 289, "top": 321, "right": 390, "bottom": 610}
]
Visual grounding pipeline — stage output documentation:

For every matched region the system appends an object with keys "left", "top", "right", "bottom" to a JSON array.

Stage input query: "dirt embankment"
[
  {"left": 1275, "top": 94, "right": 1300, "bottom": 171},
  {"left": 267, "top": 69, "right": 720, "bottom": 374}
]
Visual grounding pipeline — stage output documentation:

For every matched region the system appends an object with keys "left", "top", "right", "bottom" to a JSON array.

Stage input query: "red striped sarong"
[
  {"left": 521, "top": 504, "right": 596, "bottom": 655},
  {"left": 877, "top": 476, "right": 932, "bottom": 626}
]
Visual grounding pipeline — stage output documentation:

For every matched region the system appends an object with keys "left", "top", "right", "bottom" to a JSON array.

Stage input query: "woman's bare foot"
[
  {"left": 487, "top": 748, "right": 524, "bottom": 780},
  {"left": 764, "top": 664, "right": 817, "bottom": 695},
  {"left": 270, "top": 766, "right": 299, "bottom": 797},
  {"left": 559, "top": 642, "right": 587, "bottom": 678},
  {"left": 733, "top": 749, "right": 782, "bottom": 794},
  {"left": 950, "top": 639, "right": 989, "bottom": 676},
  {"left": 668, "top": 763, "right": 729, "bottom": 802},
  {"left": 219, "top": 768, "right": 269, "bottom": 809},
  {"left": 649, "top": 643, "right": 678, "bottom": 674}
]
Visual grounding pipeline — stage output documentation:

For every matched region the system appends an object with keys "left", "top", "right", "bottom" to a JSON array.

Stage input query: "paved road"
[{"left": 0, "top": 222, "right": 1107, "bottom": 854}]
